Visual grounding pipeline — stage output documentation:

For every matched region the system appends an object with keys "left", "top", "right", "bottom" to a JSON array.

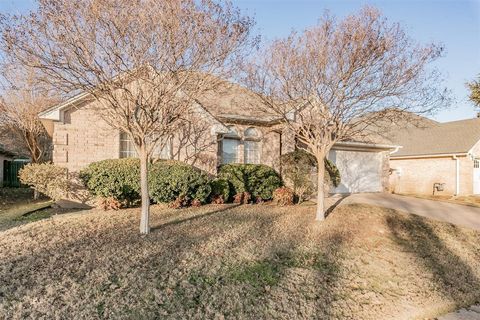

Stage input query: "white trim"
[
  {"left": 39, "top": 92, "right": 91, "bottom": 121},
  {"left": 391, "top": 153, "right": 469, "bottom": 160},
  {"left": 333, "top": 141, "right": 399, "bottom": 152}
]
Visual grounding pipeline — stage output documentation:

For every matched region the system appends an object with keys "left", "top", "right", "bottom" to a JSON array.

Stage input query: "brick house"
[
  {"left": 39, "top": 81, "right": 396, "bottom": 194},
  {"left": 389, "top": 117, "right": 480, "bottom": 195}
]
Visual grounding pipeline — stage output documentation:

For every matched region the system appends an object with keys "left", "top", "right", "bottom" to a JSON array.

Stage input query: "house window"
[
  {"left": 222, "top": 126, "right": 240, "bottom": 164},
  {"left": 220, "top": 126, "right": 262, "bottom": 164},
  {"left": 244, "top": 127, "right": 261, "bottom": 164},
  {"left": 120, "top": 132, "right": 137, "bottom": 158},
  {"left": 120, "top": 132, "right": 171, "bottom": 159},
  {"left": 244, "top": 140, "right": 260, "bottom": 164},
  {"left": 222, "top": 139, "right": 240, "bottom": 164},
  {"left": 153, "top": 140, "right": 171, "bottom": 159},
  {"left": 475, "top": 159, "right": 480, "bottom": 169}
]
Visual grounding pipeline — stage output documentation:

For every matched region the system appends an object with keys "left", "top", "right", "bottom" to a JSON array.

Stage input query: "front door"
[{"left": 473, "top": 159, "right": 480, "bottom": 194}]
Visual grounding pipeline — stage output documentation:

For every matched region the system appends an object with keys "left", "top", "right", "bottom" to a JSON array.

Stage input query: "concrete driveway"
[{"left": 340, "top": 193, "right": 480, "bottom": 231}]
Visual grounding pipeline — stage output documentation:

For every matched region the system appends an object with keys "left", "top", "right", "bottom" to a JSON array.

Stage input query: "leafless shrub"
[{"left": 19, "top": 163, "right": 68, "bottom": 201}]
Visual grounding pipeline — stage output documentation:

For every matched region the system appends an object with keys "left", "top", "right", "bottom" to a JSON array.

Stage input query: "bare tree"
[
  {"left": 1, "top": 0, "right": 255, "bottom": 234},
  {"left": 244, "top": 7, "right": 448, "bottom": 220},
  {"left": 0, "top": 65, "right": 55, "bottom": 165},
  {"left": 467, "top": 75, "right": 480, "bottom": 107},
  {"left": 171, "top": 110, "right": 218, "bottom": 168}
]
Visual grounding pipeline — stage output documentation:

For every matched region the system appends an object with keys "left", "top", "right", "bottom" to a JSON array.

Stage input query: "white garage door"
[{"left": 328, "top": 149, "right": 383, "bottom": 194}]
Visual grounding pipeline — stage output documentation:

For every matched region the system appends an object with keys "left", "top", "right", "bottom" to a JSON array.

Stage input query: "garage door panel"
[{"left": 328, "top": 150, "right": 382, "bottom": 193}]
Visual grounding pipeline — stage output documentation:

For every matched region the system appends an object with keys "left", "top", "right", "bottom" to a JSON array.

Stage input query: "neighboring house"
[
  {"left": 0, "top": 144, "right": 16, "bottom": 187},
  {"left": 389, "top": 117, "right": 480, "bottom": 195},
  {"left": 39, "top": 81, "right": 396, "bottom": 195}
]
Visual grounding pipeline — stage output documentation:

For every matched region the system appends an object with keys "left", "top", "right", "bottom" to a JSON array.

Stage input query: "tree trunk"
[
  {"left": 315, "top": 153, "right": 326, "bottom": 221},
  {"left": 139, "top": 146, "right": 150, "bottom": 234},
  {"left": 33, "top": 189, "right": 40, "bottom": 200}
]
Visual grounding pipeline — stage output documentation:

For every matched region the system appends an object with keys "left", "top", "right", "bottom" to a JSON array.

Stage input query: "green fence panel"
[{"left": 3, "top": 161, "right": 29, "bottom": 188}]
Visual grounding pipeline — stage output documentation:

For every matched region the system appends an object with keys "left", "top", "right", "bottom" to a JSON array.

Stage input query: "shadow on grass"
[
  {"left": 173, "top": 203, "right": 349, "bottom": 317},
  {"left": 0, "top": 206, "right": 87, "bottom": 232},
  {"left": 325, "top": 195, "right": 350, "bottom": 218},
  {"left": 386, "top": 213, "right": 480, "bottom": 306}
]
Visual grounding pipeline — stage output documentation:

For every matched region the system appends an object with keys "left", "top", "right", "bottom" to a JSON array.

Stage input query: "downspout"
[
  {"left": 389, "top": 145, "right": 402, "bottom": 155},
  {"left": 452, "top": 155, "right": 460, "bottom": 196}
]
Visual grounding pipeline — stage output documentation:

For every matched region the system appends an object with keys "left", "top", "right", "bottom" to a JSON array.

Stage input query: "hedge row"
[
  {"left": 80, "top": 159, "right": 282, "bottom": 206},
  {"left": 218, "top": 164, "right": 282, "bottom": 201}
]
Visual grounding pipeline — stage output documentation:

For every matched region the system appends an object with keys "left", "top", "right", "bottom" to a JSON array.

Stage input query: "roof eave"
[
  {"left": 391, "top": 152, "right": 469, "bottom": 159},
  {"left": 333, "top": 141, "right": 400, "bottom": 151},
  {"left": 38, "top": 91, "right": 92, "bottom": 121}
]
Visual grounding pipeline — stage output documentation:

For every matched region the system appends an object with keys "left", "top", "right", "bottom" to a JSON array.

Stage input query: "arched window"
[
  {"left": 244, "top": 127, "right": 261, "bottom": 164},
  {"left": 244, "top": 127, "right": 259, "bottom": 139},
  {"left": 225, "top": 125, "right": 239, "bottom": 137},
  {"left": 222, "top": 126, "right": 240, "bottom": 164}
]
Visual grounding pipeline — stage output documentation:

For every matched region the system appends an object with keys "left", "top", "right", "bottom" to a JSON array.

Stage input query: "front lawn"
[{"left": 1, "top": 203, "right": 479, "bottom": 319}]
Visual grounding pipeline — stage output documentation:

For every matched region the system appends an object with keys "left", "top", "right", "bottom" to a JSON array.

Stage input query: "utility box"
[{"left": 433, "top": 182, "right": 445, "bottom": 195}]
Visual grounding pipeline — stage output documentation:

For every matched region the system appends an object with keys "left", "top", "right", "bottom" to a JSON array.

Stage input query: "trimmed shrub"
[
  {"left": 281, "top": 150, "right": 316, "bottom": 202},
  {"left": 19, "top": 163, "right": 68, "bottom": 201},
  {"left": 210, "top": 178, "right": 230, "bottom": 203},
  {"left": 149, "top": 160, "right": 211, "bottom": 204},
  {"left": 273, "top": 187, "right": 294, "bottom": 206},
  {"left": 80, "top": 158, "right": 140, "bottom": 205},
  {"left": 281, "top": 150, "right": 341, "bottom": 202},
  {"left": 325, "top": 159, "right": 341, "bottom": 188},
  {"left": 218, "top": 164, "right": 282, "bottom": 201}
]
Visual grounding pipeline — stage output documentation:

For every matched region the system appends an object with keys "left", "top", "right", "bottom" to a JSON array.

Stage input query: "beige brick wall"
[
  {"left": 52, "top": 105, "right": 284, "bottom": 175},
  {"left": 52, "top": 101, "right": 119, "bottom": 172},
  {"left": 390, "top": 155, "right": 474, "bottom": 195},
  {"left": 216, "top": 123, "right": 282, "bottom": 172},
  {"left": 170, "top": 129, "right": 218, "bottom": 175}
]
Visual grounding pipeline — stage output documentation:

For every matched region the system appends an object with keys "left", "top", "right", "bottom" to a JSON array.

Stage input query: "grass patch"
[
  {"left": 230, "top": 260, "right": 282, "bottom": 288},
  {"left": 0, "top": 203, "right": 479, "bottom": 319},
  {"left": 13, "top": 208, "right": 53, "bottom": 222}
]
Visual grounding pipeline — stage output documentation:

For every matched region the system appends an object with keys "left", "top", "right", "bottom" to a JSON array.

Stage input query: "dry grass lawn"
[{"left": 1, "top": 203, "right": 479, "bottom": 319}]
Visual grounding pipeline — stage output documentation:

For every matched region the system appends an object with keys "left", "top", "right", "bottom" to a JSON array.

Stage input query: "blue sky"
[{"left": 1, "top": 0, "right": 479, "bottom": 122}]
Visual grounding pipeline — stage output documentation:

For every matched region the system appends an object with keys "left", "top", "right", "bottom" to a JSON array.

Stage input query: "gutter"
[
  {"left": 391, "top": 152, "right": 469, "bottom": 160},
  {"left": 333, "top": 141, "right": 399, "bottom": 151},
  {"left": 452, "top": 155, "right": 460, "bottom": 196}
]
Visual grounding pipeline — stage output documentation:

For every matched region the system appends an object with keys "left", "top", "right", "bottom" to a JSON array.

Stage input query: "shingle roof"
[
  {"left": 39, "top": 74, "right": 280, "bottom": 125},
  {"left": 195, "top": 80, "right": 280, "bottom": 124},
  {"left": 390, "top": 117, "right": 480, "bottom": 157}
]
